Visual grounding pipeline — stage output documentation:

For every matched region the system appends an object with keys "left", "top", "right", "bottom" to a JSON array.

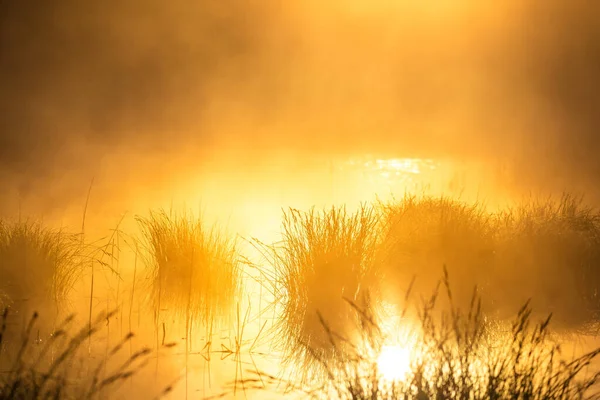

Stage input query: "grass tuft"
[
  {"left": 260, "top": 205, "right": 383, "bottom": 377},
  {"left": 378, "top": 195, "right": 495, "bottom": 310},
  {"left": 136, "top": 209, "right": 241, "bottom": 330},
  {"left": 0, "top": 220, "right": 83, "bottom": 322},
  {"left": 492, "top": 193, "right": 600, "bottom": 328}
]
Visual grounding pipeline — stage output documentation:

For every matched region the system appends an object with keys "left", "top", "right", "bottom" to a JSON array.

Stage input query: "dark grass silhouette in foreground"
[
  {"left": 252, "top": 194, "right": 600, "bottom": 385},
  {"left": 0, "top": 308, "right": 176, "bottom": 400},
  {"left": 228, "top": 268, "right": 600, "bottom": 399},
  {"left": 3, "top": 193, "right": 600, "bottom": 398}
]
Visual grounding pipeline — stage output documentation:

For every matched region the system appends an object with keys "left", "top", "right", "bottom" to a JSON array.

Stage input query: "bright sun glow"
[{"left": 377, "top": 345, "right": 412, "bottom": 381}]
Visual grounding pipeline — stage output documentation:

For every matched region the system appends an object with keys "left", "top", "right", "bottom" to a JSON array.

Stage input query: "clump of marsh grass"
[
  {"left": 319, "top": 270, "right": 600, "bottom": 400},
  {"left": 257, "top": 205, "right": 383, "bottom": 378},
  {"left": 136, "top": 209, "right": 241, "bottom": 332},
  {"left": 492, "top": 193, "right": 600, "bottom": 329},
  {"left": 0, "top": 308, "right": 173, "bottom": 400},
  {"left": 234, "top": 269, "right": 600, "bottom": 400},
  {"left": 0, "top": 220, "right": 83, "bottom": 324},
  {"left": 378, "top": 195, "right": 496, "bottom": 311}
]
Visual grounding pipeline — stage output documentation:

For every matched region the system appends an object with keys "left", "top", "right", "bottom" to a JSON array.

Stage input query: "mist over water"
[
  {"left": 1, "top": 0, "right": 600, "bottom": 217},
  {"left": 2, "top": 3, "right": 600, "bottom": 397}
]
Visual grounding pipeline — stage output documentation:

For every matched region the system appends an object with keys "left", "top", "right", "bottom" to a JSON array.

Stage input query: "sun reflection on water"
[
  {"left": 153, "top": 154, "right": 517, "bottom": 397},
  {"left": 377, "top": 344, "right": 412, "bottom": 381}
]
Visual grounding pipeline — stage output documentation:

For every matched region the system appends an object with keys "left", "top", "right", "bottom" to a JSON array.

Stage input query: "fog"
[
  {"left": 1, "top": 0, "right": 600, "bottom": 216},
  {"left": 3, "top": 2, "right": 600, "bottom": 397}
]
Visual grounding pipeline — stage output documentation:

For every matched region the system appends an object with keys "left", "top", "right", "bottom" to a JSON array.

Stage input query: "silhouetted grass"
[
  {"left": 492, "top": 193, "right": 600, "bottom": 329},
  {"left": 376, "top": 193, "right": 600, "bottom": 330},
  {"left": 378, "top": 195, "right": 496, "bottom": 311},
  {"left": 5, "top": 192, "right": 600, "bottom": 399},
  {"left": 256, "top": 205, "right": 384, "bottom": 378},
  {"left": 136, "top": 209, "right": 241, "bottom": 330},
  {"left": 0, "top": 308, "right": 172, "bottom": 400},
  {"left": 232, "top": 270, "right": 600, "bottom": 400},
  {"left": 244, "top": 194, "right": 600, "bottom": 390},
  {"left": 0, "top": 220, "right": 84, "bottom": 323}
]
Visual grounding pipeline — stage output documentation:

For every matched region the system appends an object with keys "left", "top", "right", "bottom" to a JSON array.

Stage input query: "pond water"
[
  {"left": 119, "top": 155, "right": 521, "bottom": 399},
  {"left": 4, "top": 155, "right": 575, "bottom": 399}
]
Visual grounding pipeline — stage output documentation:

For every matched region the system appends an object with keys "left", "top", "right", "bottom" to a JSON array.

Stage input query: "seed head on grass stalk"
[
  {"left": 261, "top": 205, "right": 383, "bottom": 378},
  {"left": 0, "top": 219, "right": 83, "bottom": 324},
  {"left": 136, "top": 209, "right": 241, "bottom": 331}
]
